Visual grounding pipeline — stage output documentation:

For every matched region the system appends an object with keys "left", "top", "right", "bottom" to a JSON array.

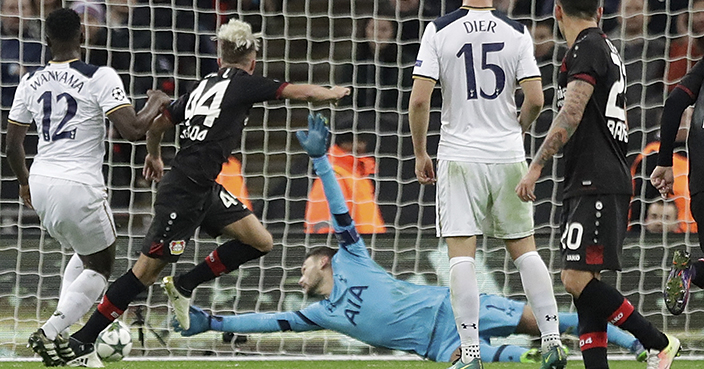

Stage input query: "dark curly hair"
[
  {"left": 304, "top": 246, "right": 337, "bottom": 261},
  {"left": 46, "top": 8, "right": 81, "bottom": 43}
]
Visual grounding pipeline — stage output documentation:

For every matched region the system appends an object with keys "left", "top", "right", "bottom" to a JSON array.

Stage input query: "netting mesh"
[{"left": 1, "top": 0, "right": 704, "bottom": 360}]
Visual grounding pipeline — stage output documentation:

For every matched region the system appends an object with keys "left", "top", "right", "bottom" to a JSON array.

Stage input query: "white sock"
[
  {"left": 42, "top": 254, "right": 84, "bottom": 340},
  {"left": 60, "top": 254, "right": 84, "bottom": 299},
  {"left": 449, "top": 256, "right": 481, "bottom": 363},
  {"left": 42, "top": 270, "right": 107, "bottom": 340},
  {"left": 514, "top": 251, "right": 562, "bottom": 350}
]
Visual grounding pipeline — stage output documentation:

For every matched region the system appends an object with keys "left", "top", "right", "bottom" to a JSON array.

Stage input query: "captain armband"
[{"left": 335, "top": 227, "right": 360, "bottom": 246}]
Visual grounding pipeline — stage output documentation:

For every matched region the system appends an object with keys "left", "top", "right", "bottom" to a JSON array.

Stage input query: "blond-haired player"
[{"left": 56, "top": 18, "right": 349, "bottom": 367}]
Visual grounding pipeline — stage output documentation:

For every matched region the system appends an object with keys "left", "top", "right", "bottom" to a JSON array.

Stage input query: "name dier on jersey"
[{"left": 463, "top": 20, "right": 497, "bottom": 34}]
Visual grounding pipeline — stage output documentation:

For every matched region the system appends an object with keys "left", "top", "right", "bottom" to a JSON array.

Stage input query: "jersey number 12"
[{"left": 38, "top": 91, "right": 77, "bottom": 141}]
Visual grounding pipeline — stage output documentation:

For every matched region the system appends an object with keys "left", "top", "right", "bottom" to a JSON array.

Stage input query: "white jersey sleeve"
[
  {"left": 8, "top": 74, "right": 33, "bottom": 125},
  {"left": 413, "top": 23, "right": 440, "bottom": 82},
  {"left": 516, "top": 28, "right": 541, "bottom": 82},
  {"left": 93, "top": 67, "right": 131, "bottom": 115}
]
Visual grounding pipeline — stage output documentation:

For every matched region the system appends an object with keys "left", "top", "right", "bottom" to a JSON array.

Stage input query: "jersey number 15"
[{"left": 457, "top": 42, "right": 506, "bottom": 100}]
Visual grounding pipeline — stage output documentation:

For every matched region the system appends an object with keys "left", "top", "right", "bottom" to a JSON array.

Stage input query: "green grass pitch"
[{"left": 1, "top": 360, "right": 702, "bottom": 369}]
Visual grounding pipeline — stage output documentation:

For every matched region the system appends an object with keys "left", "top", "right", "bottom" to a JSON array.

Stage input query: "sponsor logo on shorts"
[
  {"left": 169, "top": 240, "right": 186, "bottom": 255},
  {"left": 566, "top": 254, "right": 581, "bottom": 261}
]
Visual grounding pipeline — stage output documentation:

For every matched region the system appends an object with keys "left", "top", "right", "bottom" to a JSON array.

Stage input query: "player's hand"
[
  {"left": 414, "top": 152, "right": 436, "bottom": 185},
  {"left": 146, "top": 89, "right": 171, "bottom": 111},
  {"left": 650, "top": 166, "right": 675, "bottom": 198},
  {"left": 296, "top": 113, "right": 330, "bottom": 158},
  {"left": 329, "top": 86, "right": 351, "bottom": 103},
  {"left": 172, "top": 306, "right": 212, "bottom": 337},
  {"left": 143, "top": 154, "right": 164, "bottom": 182},
  {"left": 516, "top": 166, "right": 540, "bottom": 202},
  {"left": 19, "top": 184, "right": 33, "bottom": 209}
]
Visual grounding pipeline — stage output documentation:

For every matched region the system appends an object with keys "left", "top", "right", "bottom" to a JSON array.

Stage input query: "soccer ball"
[{"left": 95, "top": 320, "right": 132, "bottom": 362}]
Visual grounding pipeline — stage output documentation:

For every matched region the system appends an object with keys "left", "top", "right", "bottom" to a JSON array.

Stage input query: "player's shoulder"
[
  {"left": 432, "top": 7, "right": 469, "bottom": 32},
  {"left": 66, "top": 60, "right": 104, "bottom": 78},
  {"left": 573, "top": 28, "right": 609, "bottom": 51},
  {"left": 489, "top": 10, "right": 526, "bottom": 35}
]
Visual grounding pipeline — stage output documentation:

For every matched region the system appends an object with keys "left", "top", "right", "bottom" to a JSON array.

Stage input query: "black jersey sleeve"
[
  {"left": 239, "top": 74, "right": 288, "bottom": 104},
  {"left": 566, "top": 37, "right": 608, "bottom": 86},
  {"left": 164, "top": 93, "right": 189, "bottom": 124},
  {"left": 657, "top": 59, "right": 704, "bottom": 166}
]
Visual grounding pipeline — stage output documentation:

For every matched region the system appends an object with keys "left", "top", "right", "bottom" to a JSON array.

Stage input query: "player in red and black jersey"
[
  {"left": 652, "top": 59, "right": 704, "bottom": 316},
  {"left": 516, "top": 1, "right": 680, "bottom": 368},
  {"left": 61, "top": 19, "right": 350, "bottom": 366}
]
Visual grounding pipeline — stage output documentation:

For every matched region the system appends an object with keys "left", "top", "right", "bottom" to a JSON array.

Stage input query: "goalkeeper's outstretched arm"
[{"left": 173, "top": 306, "right": 322, "bottom": 337}]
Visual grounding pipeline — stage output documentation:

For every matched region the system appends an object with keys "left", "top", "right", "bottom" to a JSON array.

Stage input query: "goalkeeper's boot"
[
  {"left": 447, "top": 357, "right": 483, "bottom": 369},
  {"left": 664, "top": 250, "right": 694, "bottom": 315},
  {"left": 540, "top": 344, "right": 568, "bottom": 369},
  {"left": 27, "top": 329, "right": 63, "bottom": 367},
  {"left": 646, "top": 334, "right": 681, "bottom": 369},
  {"left": 631, "top": 340, "right": 647, "bottom": 362},
  {"left": 162, "top": 275, "right": 191, "bottom": 330},
  {"left": 65, "top": 337, "right": 104, "bottom": 368}
]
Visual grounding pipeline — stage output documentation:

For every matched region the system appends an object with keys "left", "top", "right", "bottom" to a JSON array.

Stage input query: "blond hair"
[{"left": 216, "top": 18, "right": 261, "bottom": 64}]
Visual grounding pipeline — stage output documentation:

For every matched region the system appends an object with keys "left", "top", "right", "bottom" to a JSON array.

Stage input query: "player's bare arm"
[
  {"left": 280, "top": 84, "right": 350, "bottom": 103},
  {"left": 107, "top": 89, "right": 172, "bottom": 141},
  {"left": 516, "top": 79, "right": 594, "bottom": 201},
  {"left": 143, "top": 113, "right": 176, "bottom": 182},
  {"left": 518, "top": 78, "right": 544, "bottom": 132},
  {"left": 5, "top": 122, "right": 32, "bottom": 208},
  {"left": 409, "top": 78, "right": 436, "bottom": 185}
]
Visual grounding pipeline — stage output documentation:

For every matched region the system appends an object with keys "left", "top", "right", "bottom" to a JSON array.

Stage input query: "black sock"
[
  {"left": 580, "top": 278, "right": 668, "bottom": 350},
  {"left": 692, "top": 259, "right": 704, "bottom": 288},
  {"left": 72, "top": 270, "right": 146, "bottom": 344},
  {"left": 573, "top": 296, "right": 608, "bottom": 369},
  {"left": 176, "top": 240, "right": 266, "bottom": 295}
]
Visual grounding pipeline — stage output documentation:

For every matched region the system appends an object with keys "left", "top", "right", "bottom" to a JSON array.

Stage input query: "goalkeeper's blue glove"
[
  {"left": 172, "top": 306, "right": 220, "bottom": 337},
  {"left": 296, "top": 113, "right": 330, "bottom": 158}
]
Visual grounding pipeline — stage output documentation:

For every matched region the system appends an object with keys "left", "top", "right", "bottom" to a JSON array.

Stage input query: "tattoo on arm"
[{"left": 534, "top": 80, "right": 594, "bottom": 167}]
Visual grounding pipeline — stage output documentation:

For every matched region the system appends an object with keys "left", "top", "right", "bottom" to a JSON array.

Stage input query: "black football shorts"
[
  {"left": 141, "top": 169, "right": 252, "bottom": 262},
  {"left": 560, "top": 194, "right": 630, "bottom": 272}
]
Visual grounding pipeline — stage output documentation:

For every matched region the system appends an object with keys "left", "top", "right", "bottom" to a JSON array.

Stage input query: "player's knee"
[{"left": 560, "top": 269, "right": 592, "bottom": 298}]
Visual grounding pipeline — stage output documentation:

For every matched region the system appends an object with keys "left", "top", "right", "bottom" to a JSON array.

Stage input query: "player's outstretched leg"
[
  {"left": 664, "top": 250, "right": 694, "bottom": 315},
  {"left": 162, "top": 275, "right": 191, "bottom": 330},
  {"left": 64, "top": 337, "right": 103, "bottom": 368},
  {"left": 27, "top": 329, "right": 63, "bottom": 367},
  {"left": 646, "top": 334, "right": 681, "bottom": 369}
]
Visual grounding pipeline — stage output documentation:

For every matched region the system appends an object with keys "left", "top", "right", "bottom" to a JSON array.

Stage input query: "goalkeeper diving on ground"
[{"left": 172, "top": 113, "right": 646, "bottom": 363}]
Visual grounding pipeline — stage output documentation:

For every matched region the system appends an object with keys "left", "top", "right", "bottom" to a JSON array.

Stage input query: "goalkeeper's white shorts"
[
  {"left": 435, "top": 160, "right": 534, "bottom": 239},
  {"left": 29, "top": 174, "right": 116, "bottom": 254}
]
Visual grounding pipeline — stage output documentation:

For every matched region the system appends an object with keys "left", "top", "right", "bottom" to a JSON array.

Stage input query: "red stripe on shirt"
[
  {"left": 676, "top": 84, "right": 695, "bottom": 100},
  {"left": 572, "top": 73, "right": 596, "bottom": 85},
  {"left": 275, "top": 82, "right": 290, "bottom": 99}
]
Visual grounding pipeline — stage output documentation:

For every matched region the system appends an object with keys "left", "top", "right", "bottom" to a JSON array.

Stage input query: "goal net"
[{"left": 0, "top": 0, "right": 702, "bottom": 361}]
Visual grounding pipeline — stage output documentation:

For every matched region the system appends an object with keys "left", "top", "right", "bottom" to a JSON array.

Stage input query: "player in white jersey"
[
  {"left": 409, "top": 2, "right": 566, "bottom": 369},
  {"left": 5, "top": 8, "right": 170, "bottom": 367}
]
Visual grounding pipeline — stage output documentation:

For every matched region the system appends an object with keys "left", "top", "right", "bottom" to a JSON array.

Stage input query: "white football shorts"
[
  {"left": 435, "top": 160, "right": 534, "bottom": 239},
  {"left": 29, "top": 174, "right": 116, "bottom": 254}
]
